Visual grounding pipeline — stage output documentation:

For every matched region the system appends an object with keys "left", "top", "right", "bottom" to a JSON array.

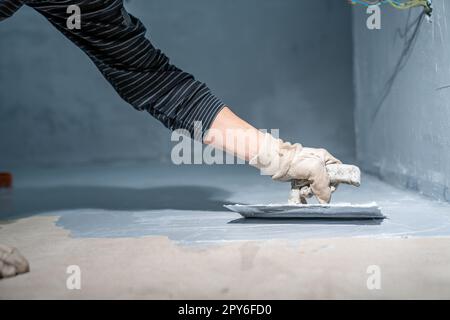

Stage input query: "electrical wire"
[
  {"left": 349, "top": 0, "right": 432, "bottom": 16},
  {"left": 387, "top": 0, "right": 428, "bottom": 10}
]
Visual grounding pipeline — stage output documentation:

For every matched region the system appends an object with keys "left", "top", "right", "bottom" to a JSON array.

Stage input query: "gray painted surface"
[
  {"left": 0, "top": 0, "right": 355, "bottom": 168},
  {"left": 352, "top": 2, "right": 450, "bottom": 201},
  {"left": 2, "top": 164, "right": 450, "bottom": 245}
]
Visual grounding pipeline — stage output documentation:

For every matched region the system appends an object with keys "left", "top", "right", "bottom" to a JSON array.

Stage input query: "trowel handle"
[
  {"left": 326, "top": 164, "right": 361, "bottom": 187},
  {"left": 291, "top": 164, "right": 361, "bottom": 189},
  {"left": 289, "top": 164, "right": 361, "bottom": 204}
]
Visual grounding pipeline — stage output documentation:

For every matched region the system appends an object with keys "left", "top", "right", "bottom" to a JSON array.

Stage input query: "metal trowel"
[{"left": 224, "top": 164, "right": 384, "bottom": 219}]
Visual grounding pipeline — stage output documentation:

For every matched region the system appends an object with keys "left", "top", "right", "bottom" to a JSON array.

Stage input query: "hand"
[
  {"left": 286, "top": 147, "right": 341, "bottom": 204},
  {"left": 276, "top": 145, "right": 341, "bottom": 203},
  {"left": 299, "top": 147, "right": 342, "bottom": 166},
  {"left": 249, "top": 134, "right": 341, "bottom": 204}
]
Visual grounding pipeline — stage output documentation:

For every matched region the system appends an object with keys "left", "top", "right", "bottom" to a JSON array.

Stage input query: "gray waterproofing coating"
[
  {"left": 0, "top": 1, "right": 355, "bottom": 167},
  {"left": 2, "top": 164, "right": 450, "bottom": 244},
  {"left": 224, "top": 203, "right": 384, "bottom": 219},
  {"left": 353, "top": 2, "right": 450, "bottom": 201},
  {"left": 3, "top": 1, "right": 447, "bottom": 204}
]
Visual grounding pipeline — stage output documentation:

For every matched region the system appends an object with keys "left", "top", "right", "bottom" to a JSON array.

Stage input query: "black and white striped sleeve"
[
  {"left": 0, "top": 0, "right": 24, "bottom": 21},
  {"left": 27, "top": 0, "right": 226, "bottom": 141}
]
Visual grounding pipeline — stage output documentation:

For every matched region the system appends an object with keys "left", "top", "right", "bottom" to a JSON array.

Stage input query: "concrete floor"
[{"left": 1, "top": 163, "right": 450, "bottom": 298}]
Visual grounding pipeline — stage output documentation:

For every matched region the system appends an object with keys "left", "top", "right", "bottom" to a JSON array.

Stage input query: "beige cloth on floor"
[{"left": 0, "top": 244, "right": 30, "bottom": 279}]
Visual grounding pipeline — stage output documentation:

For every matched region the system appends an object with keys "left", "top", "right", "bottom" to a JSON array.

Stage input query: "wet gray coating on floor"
[{"left": 1, "top": 164, "right": 449, "bottom": 245}]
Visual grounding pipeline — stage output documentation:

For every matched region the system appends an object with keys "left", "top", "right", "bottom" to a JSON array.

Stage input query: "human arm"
[{"left": 205, "top": 107, "right": 342, "bottom": 203}]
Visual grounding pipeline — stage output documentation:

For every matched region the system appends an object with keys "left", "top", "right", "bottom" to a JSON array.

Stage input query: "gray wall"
[
  {"left": 353, "top": 1, "right": 450, "bottom": 201},
  {"left": 0, "top": 0, "right": 355, "bottom": 168}
]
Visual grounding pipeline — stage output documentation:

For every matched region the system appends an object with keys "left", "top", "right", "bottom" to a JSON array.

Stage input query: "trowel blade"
[{"left": 224, "top": 203, "right": 384, "bottom": 219}]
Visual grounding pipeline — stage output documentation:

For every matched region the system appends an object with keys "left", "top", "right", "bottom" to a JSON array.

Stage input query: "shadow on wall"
[{"left": 0, "top": 185, "right": 231, "bottom": 220}]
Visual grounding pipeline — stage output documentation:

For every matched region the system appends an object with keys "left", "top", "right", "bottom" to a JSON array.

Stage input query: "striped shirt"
[{"left": 0, "top": 0, "right": 225, "bottom": 141}]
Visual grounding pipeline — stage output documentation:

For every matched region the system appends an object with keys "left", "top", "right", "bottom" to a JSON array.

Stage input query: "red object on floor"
[{"left": 0, "top": 172, "right": 13, "bottom": 188}]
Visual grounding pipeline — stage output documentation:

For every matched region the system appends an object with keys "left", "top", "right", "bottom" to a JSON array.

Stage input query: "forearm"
[{"left": 204, "top": 107, "right": 266, "bottom": 162}]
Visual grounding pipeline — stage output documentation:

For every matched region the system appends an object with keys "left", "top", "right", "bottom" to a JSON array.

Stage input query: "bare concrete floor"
[{"left": 1, "top": 163, "right": 450, "bottom": 299}]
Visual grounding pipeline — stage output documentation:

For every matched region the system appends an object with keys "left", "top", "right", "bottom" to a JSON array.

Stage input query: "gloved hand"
[{"left": 249, "top": 133, "right": 341, "bottom": 203}]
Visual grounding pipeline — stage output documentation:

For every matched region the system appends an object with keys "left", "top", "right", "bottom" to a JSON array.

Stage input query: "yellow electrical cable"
[
  {"left": 387, "top": 0, "right": 429, "bottom": 10},
  {"left": 351, "top": 0, "right": 432, "bottom": 16}
]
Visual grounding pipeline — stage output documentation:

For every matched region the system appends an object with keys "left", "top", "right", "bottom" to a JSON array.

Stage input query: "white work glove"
[{"left": 249, "top": 133, "right": 341, "bottom": 203}]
